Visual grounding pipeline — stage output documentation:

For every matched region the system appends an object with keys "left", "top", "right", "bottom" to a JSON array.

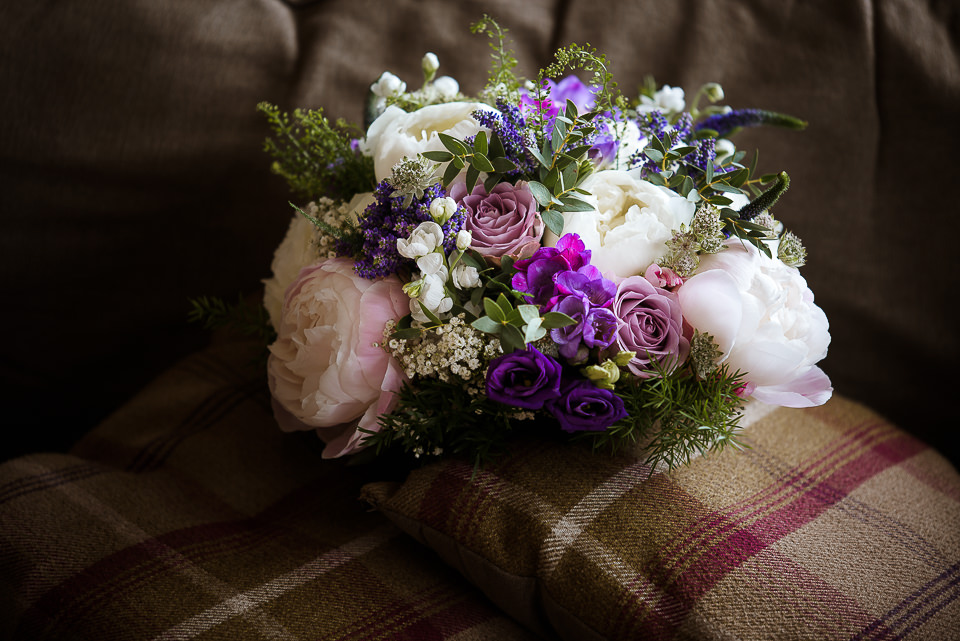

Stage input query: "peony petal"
[
  {"left": 677, "top": 269, "right": 743, "bottom": 357},
  {"left": 750, "top": 366, "right": 833, "bottom": 408}
]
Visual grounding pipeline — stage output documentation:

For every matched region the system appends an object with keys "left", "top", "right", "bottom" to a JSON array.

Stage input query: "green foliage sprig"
[
  {"left": 258, "top": 102, "right": 375, "bottom": 202},
  {"left": 188, "top": 295, "right": 276, "bottom": 345},
  {"left": 422, "top": 130, "right": 518, "bottom": 193},
  {"left": 471, "top": 15, "right": 522, "bottom": 101},
  {"left": 589, "top": 361, "right": 749, "bottom": 471}
]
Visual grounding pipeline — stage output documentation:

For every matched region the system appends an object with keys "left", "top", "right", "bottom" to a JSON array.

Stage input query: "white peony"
[
  {"left": 550, "top": 169, "right": 696, "bottom": 278},
  {"left": 361, "top": 101, "right": 495, "bottom": 181},
  {"left": 677, "top": 240, "right": 832, "bottom": 408}
]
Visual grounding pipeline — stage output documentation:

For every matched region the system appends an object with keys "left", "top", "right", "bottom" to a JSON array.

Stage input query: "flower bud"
[
  {"left": 421, "top": 52, "right": 439, "bottom": 83},
  {"left": 370, "top": 71, "right": 406, "bottom": 99},
  {"left": 456, "top": 229, "right": 472, "bottom": 251},
  {"left": 429, "top": 196, "right": 458, "bottom": 224},
  {"left": 402, "top": 279, "right": 424, "bottom": 298},
  {"left": 611, "top": 351, "right": 636, "bottom": 368},
  {"left": 703, "top": 82, "right": 724, "bottom": 102},
  {"left": 582, "top": 360, "right": 621, "bottom": 390},
  {"left": 432, "top": 76, "right": 459, "bottom": 99}
]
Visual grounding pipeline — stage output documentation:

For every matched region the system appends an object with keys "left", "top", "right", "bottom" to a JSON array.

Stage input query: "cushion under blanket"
[
  {"left": 364, "top": 399, "right": 960, "bottom": 640},
  {"left": 0, "top": 340, "right": 539, "bottom": 641}
]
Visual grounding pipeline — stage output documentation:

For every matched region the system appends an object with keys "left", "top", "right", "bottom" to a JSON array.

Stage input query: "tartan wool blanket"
[
  {"left": 0, "top": 341, "right": 539, "bottom": 641},
  {"left": 1, "top": 339, "right": 959, "bottom": 640}
]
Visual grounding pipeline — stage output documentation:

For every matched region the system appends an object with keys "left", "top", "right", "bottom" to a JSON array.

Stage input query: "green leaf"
[
  {"left": 474, "top": 130, "right": 488, "bottom": 155},
  {"left": 472, "top": 153, "right": 495, "bottom": 173},
  {"left": 649, "top": 134, "right": 667, "bottom": 154},
  {"left": 490, "top": 131, "right": 506, "bottom": 158},
  {"left": 417, "top": 302, "right": 443, "bottom": 326},
  {"left": 527, "top": 181, "right": 554, "bottom": 207},
  {"left": 496, "top": 293, "right": 514, "bottom": 314},
  {"left": 421, "top": 150, "right": 454, "bottom": 162},
  {"left": 439, "top": 132, "right": 469, "bottom": 156},
  {"left": 681, "top": 175, "right": 696, "bottom": 198},
  {"left": 541, "top": 209, "right": 564, "bottom": 236},
  {"left": 465, "top": 164, "right": 480, "bottom": 192},
  {"left": 644, "top": 148, "right": 664, "bottom": 164},
  {"left": 712, "top": 183, "right": 743, "bottom": 194},
  {"left": 391, "top": 327, "right": 423, "bottom": 340},
  {"left": 500, "top": 323, "right": 526, "bottom": 353},
  {"left": 492, "top": 157, "right": 517, "bottom": 173},
  {"left": 484, "top": 173, "right": 500, "bottom": 192},
  {"left": 541, "top": 311, "right": 576, "bottom": 329},
  {"left": 505, "top": 309, "right": 525, "bottom": 326},
  {"left": 759, "top": 173, "right": 779, "bottom": 184},
  {"left": 544, "top": 166, "right": 560, "bottom": 190},
  {"left": 646, "top": 172, "right": 667, "bottom": 187},
  {"left": 673, "top": 146, "right": 697, "bottom": 157},
  {"left": 518, "top": 305, "right": 540, "bottom": 324},
  {"left": 528, "top": 144, "right": 549, "bottom": 168},
  {"left": 471, "top": 316, "right": 502, "bottom": 334},
  {"left": 748, "top": 150, "right": 759, "bottom": 179},
  {"left": 557, "top": 195, "right": 594, "bottom": 212},
  {"left": 483, "top": 298, "right": 506, "bottom": 323},
  {"left": 524, "top": 317, "right": 546, "bottom": 343}
]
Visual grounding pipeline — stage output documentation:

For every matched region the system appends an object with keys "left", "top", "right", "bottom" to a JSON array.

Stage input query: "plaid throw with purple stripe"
[
  {"left": 365, "top": 400, "right": 960, "bottom": 640},
  {"left": 0, "top": 342, "right": 540, "bottom": 641}
]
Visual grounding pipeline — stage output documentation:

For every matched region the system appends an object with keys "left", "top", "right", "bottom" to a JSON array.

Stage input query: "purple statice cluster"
[
  {"left": 511, "top": 234, "right": 619, "bottom": 363},
  {"left": 629, "top": 110, "right": 728, "bottom": 180},
  {"left": 351, "top": 181, "right": 465, "bottom": 279},
  {"left": 471, "top": 99, "right": 537, "bottom": 179}
]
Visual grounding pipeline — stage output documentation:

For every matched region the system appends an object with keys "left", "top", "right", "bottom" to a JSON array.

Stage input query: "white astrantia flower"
[{"left": 397, "top": 221, "right": 444, "bottom": 259}]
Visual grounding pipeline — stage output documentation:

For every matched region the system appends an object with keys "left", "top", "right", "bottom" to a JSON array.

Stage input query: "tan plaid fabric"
[
  {"left": 0, "top": 341, "right": 540, "bottom": 641},
  {"left": 365, "top": 399, "right": 960, "bottom": 640}
]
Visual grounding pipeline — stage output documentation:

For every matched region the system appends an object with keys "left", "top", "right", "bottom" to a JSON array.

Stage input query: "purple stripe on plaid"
[
  {"left": 340, "top": 584, "right": 481, "bottom": 641},
  {"left": 657, "top": 432, "right": 926, "bottom": 632},
  {"left": 610, "top": 428, "right": 926, "bottom": 638},
  {"left": 852, "top": 561, "right": 960, "bottom": 640},
  {"left": 0, "top": 462, "right": 108, "bottom": 506},
  {"left": 661, "top": 419, "right": 887, "bottom": 577},
  {"left": 127, "top": 379, "right": 263, "bottom": 473}
]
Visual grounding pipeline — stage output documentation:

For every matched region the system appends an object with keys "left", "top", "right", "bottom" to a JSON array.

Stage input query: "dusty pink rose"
[
  {"left": 267, "top": 257, "right": 408, "bottom": 457},
  {"left": 450, "top": 181, "right": 543, "bottom": 258}
]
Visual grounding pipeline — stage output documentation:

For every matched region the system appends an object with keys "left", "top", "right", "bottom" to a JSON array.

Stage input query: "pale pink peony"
[
  {"left": 677, "top": 241, "right": 832, "bottom": 408},
  {"left": 267, "top": 258, "right": 408, "bottom": 457}
]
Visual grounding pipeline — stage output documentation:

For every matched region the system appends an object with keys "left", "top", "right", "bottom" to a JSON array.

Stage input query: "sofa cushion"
[{"left": 365, "top": 399, "right": 960, "bottom": 640}]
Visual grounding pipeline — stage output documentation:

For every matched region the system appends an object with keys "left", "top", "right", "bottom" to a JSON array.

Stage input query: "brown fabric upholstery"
[
  {"left": 1, "top": 1, "right": 957, "bottom": 463},
  {"left": 365, "top": 398, "right": 960, "bottom": 640},
  {"left": 0, "top": 340, "right": 541, "bottom": 640}
]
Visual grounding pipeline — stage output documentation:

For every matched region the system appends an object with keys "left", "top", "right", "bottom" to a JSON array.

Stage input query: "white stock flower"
[
  {"left": 416, "top": 252, "right": 445, "bottom": 276},
  {"left": 549, "top": 169, "right": 696, "bottom": 278},
  {"left": 455, "top": 229, "right": 472, "bottom": 251},
  {"left": 370, "top": 72, "right": 407, "bottom": 113},
  {"left": 678, "top": 240, "right": 832, "bottom": 408},
  {"left": 637, "top": 85, "right": 686, "bottom": 114},
  {"left": 452, "top": 263, "right": 480, "bottom": 290},
  {"left": 361, "top": 101, "right": 495, "bottom": 181},
  {"left": 431, "top": 76, "right": 460, "bottom": 99},
  {"left": 429, "top": 196, "right": 458, "bottom": 224},
  {"left": 410, "top": 271, "right": 452, "bottom": 321},
  {"left": 397, "top": 221, "right": 444, "bottom": 259}
]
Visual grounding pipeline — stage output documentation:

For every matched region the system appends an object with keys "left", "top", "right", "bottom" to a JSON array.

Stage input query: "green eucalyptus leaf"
[
  {"left": 439, "top": 132, "right": 469, "bottom": 156},
  {"left": 505, "top": 309, "right": 525, "bottom": 326},
  {"left": 528, "top": 181, "right": 554, "bottom": 207},
  {"left": 418, "top": 302, "right": 443, "bottom": 326},
  {"left": 492, "top": 157, "right": 517, "bottom": 173},
  {"left": 524, "top": 317, "right": 547, "bottom": 343},
  {"left": 496, "top": 292, "right": 514, "bottom": 313},
  {"left": 491, "top": 131, "right": 506, "bottom": 158},
  {"left": 646, "top": 172, "right": 667, "bottom": 187},
  {"left": 421, "top": 150, "right": 454, "bottom": 162},
  {"left": 713, "top": 183, "right": 744, "bottom": 194},
  {"left": 484, "top": 173, "right": 500, "bottom": 192},
  {"left": 391, "top": 327, "right": 423, "bottom": 340},
  {"left": 465, "top": 163, "right": 480, "bottom": 192},
  {"left": 644, "top": 148, "right": 664, "bottom": 164},
  {"left": 471, "top": 316, "right": 502, "bottom": 334},
  {"left": 541, "top": 311, "right": 576, "bottom": 329},
  {"left": 472, "top": 153, "right": 495, "bottom": 173},
  {"left": 518, "top": 305, "right": 540, "bottom": 324},
  {"left": 474, "top": 130, "right": 488, "bottom": 155},
  {"left": 483, "top": 298, "right": 506, "bottom": 323},
  {"left": 500, "top": 323, "right": 526, "bottom": 353},
  {"left": 673, "top": 146, "right": 697, "bottom": 157},
  {"left": 541, "top": 209, "right": 564, "bottom": 236},
  {"left": 528, "top": 144, "right": 549, "bottom": 168},
  {"left": 441, "top": 161, "right": 460, "bottom": 188},
  {"left": 557, "top": 195, "right": 594, "bottom": 212}
]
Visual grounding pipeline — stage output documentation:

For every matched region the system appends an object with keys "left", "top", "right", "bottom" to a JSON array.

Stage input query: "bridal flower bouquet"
[{"left": 253, "top": 17, "right": 831, "bottom": 469}]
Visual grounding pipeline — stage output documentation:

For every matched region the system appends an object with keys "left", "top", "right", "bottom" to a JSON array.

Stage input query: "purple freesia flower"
[
  {"left": 520, "top": 76, "right": 596, "bottom": 120},
  {"left": 554, "top": 269, "right": 617, "bottom": 308},
  {"left": 486, "top": 346, "right": 563, "bottom": 410},
  {"left": 550, "top": 294, "right": 620, "bottom": 361},
  {"left": 546, "top": 378, "right": 628, "bottom": 433},
  {"left": 512, "top": 234, "right": 591, "bottom": 306}
]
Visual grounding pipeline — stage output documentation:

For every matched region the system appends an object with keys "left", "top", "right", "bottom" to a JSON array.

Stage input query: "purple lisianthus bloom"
[
  {"left": 546, "top": 378, "right": 628, "bottom": 433},
  {"left": 512, "top": 234, "right": 591, "bottom": 306},
  {"left": 450, "top": 181, "right": 543, "bottom": 259},
  {"left": 611, "top": 275, "right": 689, "bottom": 378},
  {"left": 486, "top": 346, "right": 563, "bottom": 410}
]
